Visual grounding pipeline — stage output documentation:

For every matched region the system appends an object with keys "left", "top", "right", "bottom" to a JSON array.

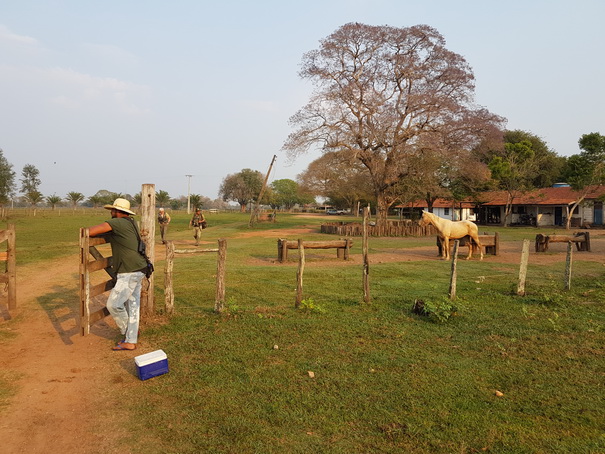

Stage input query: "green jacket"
[{"left": 106, "top": 217, "right": 147, "bottom": 273}]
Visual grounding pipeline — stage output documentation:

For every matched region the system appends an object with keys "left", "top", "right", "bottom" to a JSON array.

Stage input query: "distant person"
[
  {"left": 86, "top": 198, "right": 146, "bottom": 351},
  {"left": 157, "top": 207, "right": 171, "bottom": 244},
  {"left": 189, "top": 208, "right": 206, "bottom": 246}
]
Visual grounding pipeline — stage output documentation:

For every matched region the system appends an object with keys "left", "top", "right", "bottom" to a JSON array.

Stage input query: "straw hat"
[{"left": 104, "top": 198, "right": 136, "bottom": 215}]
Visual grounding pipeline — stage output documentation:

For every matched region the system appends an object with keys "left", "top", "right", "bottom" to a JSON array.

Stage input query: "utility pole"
[
  {"left": 249, "top": 155, "right": 277, "bottom": 227},
  {"left": 185, "top": 174, "right": 193, "bottom": 214}
]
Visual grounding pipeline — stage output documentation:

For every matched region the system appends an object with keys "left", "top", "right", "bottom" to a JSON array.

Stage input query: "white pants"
[{"left": 106, "top": 271, "right": 144, "bottom": 343}]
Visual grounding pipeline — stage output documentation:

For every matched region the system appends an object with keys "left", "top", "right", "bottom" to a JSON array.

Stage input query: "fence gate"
[
  {"left": 0, "top": 224, "right": 16, "bottom": 310},
  {"left": 79, "top": 228, "right": 116, "bottom": 336}
]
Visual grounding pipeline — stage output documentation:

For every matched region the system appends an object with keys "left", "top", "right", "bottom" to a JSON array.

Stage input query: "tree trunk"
[
  {"left": 503, "top": 192, "right": 513, "bottom": 227},
  {"left": 375, "top": 194, "right": 388, "bottom": 226},
  {"left": 566, "top": 198, "right": 584, "bottom": 230}
]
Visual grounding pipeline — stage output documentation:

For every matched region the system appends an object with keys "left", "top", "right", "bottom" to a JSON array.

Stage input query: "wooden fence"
[
  {"left": 277, "top": 238, "right": 353, "bottom": 263},
  {"left": 0, "top": 224, "right": 16, "bottom": 310},
  {"left": 164, "top": 239, "right": 227, "bottom": 314},
  {"left": 79, "top": 228, "right": 115, "bottom": 336},
  {"left": 321, "top": 220, "right": 437, "bottom": 237}
]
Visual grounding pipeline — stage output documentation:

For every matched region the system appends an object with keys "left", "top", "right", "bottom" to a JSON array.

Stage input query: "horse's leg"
[
  {"left": 470, "top": 234, "right": 483, "bottom": 260},
  {"left": 443, "top": 237, "right": 449, "bottom": 260},
  {"left": 464, "top": 235, "right": 473, "bottom": 260}
]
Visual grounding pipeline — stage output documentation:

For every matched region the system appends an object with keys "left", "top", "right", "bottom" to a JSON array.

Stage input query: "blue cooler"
[{"left": 135, "top": 349, "right": 169, "bottom": 380}]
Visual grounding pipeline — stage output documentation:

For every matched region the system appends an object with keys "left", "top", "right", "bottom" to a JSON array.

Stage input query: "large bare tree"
[{"left": 283, "top": 23, "right": 504, "bottom": 223}]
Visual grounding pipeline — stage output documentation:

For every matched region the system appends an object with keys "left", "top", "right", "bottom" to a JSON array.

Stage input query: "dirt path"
[{"left": 0, "top": 255, "right": 133, "bottom": 454}]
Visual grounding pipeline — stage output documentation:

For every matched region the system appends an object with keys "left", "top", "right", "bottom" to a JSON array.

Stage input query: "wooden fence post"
[
  {"left": 517, "top": 239, "right": 530, "bottom": 296},
  {"left": 6, "top": 224, "right": 16, "bottom": 310},
  {"left": 215, "top": 239, "right": 227, "bottom": 313},
  {"left": 295, "top": 239, "right": 305, "bottom": 308},
  {"left": 165, "top": 240, "right": 175, "bottom": 315},
  {"left": 140, "top": 184, "right": 156, "bottom": 317},
  {"left": 362, "top": 206, "right": 370, "bottom": 303},
  {"left": 564, "top": 241, "right": 573, "bottom": 290},
  {"left": 79, "top": 227, "right": 91, "bottom": 335},
  {"left": 278, "top": 238, "right": 288, "bottom": 263},
  {"left": 448, "top": 240, "right": 460, "bottom": 300}
]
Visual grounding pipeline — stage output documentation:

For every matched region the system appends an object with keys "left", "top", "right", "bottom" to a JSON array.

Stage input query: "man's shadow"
[{"left": 37, "top": 282, "right": 115, "bottom": 345}]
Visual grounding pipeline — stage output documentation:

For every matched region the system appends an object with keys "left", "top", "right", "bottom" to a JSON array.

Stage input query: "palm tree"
[
  {"left": 66, "top": 191, "right": 85, "bottom": 211},
  {"left": 156, "top": 190, "right": 171, "bottom": 207},
  {"left": 133, "top": 192, "right": 142, "bottom": 207},
  {"left": 46, "top": 194, "right": 62, "bottom": 210},
  {"left": 189, "top": 194, "right": 202, "bottom": 210},
  {"left": 26, "top": 190, "right": 44, "bottom": 207}
]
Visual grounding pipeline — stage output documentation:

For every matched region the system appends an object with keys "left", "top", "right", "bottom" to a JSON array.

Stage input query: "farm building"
[
  {"left": 399, "top": 185, "right": 605, "bottom": 227},
  {"left": 396, "top": 200, "right": 478, "bottom": 222},
  {"left": 477, "top": 185, "right": 605, "bottom": 227}
]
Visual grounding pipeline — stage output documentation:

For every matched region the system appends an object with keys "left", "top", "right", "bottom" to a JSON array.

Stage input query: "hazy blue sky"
[{"left": 1, "top": 0, "right": 603, "bottom": 200}]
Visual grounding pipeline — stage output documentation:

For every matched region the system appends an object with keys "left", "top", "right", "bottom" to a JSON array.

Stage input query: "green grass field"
[{"left": 2, "top": 210, "right": 605, "bottom": 453}]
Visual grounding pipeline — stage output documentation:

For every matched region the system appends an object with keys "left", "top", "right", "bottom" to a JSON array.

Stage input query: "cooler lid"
[{"left": 135, "top": 349, "right": 167, "bottom": 367}]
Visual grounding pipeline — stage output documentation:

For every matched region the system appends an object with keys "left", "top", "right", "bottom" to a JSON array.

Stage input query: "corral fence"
[{"left": 321, "top": 220, "right": 437, "bottom": 237}]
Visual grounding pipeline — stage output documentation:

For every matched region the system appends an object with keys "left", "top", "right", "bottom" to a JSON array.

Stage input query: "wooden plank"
[
  {"left": 89, "top": 306, "right": 110, "bottom": 325},
  {"left": 548, "top": 235, "right": 583, "bottom": 243},
  {"left": 88, "top": 246, "right": 115, "bottom": 279},
  {"left": 283, "top": 240, "right": 352, "bottom": 249},
  {"left": 87, "top": 257, "right": 112, "bottom": 273},
  {"left": 88, "top": 236, "right": 109, "bottom": 246},
  {"left": 89, "top": 279, "right": 115, "bottom": 298},
  {"left": 174, "top": 248, "right": 218, "bottom": 254}
]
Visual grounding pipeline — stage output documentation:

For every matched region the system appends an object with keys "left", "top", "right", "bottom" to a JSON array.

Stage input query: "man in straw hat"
[{"left": 87, "top": 198, "right": 147, "bottom": 351}]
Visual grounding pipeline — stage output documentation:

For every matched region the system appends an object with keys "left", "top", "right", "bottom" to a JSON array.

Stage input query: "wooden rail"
[
  {"left": 535, "top": 232, "right": 590, "bottom": 252},
  {"left": 278, "top": 238, "right": 353, "bottom": 263}
]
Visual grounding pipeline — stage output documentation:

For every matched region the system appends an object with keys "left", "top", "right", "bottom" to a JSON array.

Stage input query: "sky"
[{"left": 1, "top": 0, "right": 604, "bottom": 201}]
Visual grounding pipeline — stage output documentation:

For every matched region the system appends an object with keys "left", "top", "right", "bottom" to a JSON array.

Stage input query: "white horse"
[{"left": 418, "top": 210, "right": 483, "bottom": 260}]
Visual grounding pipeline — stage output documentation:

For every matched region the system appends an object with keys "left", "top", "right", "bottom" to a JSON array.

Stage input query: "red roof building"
[{"left": 399, "top": 185, "right": 605, "bottom": 226}]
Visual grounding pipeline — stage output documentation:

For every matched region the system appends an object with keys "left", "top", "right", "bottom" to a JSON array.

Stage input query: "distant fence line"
[{"left": 320, "top": 220, "right": 437, "bottom": 237}]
